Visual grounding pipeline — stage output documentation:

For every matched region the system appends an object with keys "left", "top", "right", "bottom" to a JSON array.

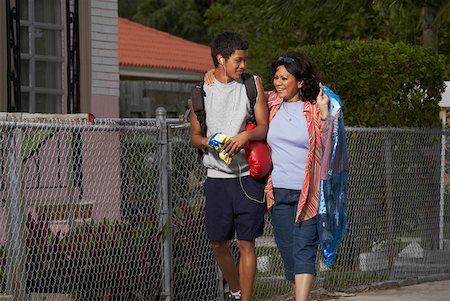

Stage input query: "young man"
[{"left": 189, "top": 32, "right": 269, "bottom": 301}]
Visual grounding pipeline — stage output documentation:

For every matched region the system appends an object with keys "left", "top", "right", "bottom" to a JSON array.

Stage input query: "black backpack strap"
[
  {"left": 241, "top": 73, "right": 257, "bottom": 124},
  {"left": 190, "top": 81, "right": 207, "bottom": 137},
  {"left": 190, "top": 82, "right": 208, "bottom": 159}
]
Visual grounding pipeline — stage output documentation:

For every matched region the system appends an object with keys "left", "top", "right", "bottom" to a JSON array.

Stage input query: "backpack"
[{"left": 190, "top": 73, "right": 258, "bottom": 138}]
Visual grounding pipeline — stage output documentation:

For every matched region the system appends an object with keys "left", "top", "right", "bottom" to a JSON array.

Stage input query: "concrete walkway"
[{"left": 323, "top": 279, "right": 450, "bottom": 301}]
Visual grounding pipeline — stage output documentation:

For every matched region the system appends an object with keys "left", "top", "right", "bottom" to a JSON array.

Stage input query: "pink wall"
[
  {"left": 0, "top": 128, "right": 122, "bottom": 243},
  {"left": 91, "top": 94, "right": 120, "bottom": 118}
]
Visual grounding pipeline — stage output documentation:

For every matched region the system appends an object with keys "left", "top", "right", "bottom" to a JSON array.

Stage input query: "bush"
[
  {"left": 120, "top": 132, "right": 160, "bottom": 225},
  {"left": 260, "top": 39, "right": 447, "bottom": 127},
  {"left": 24, "top": 213, "right": 161, "bottom": 300},
  {"left": 172, "top": 199, "right": 217, "bottom": 300}
]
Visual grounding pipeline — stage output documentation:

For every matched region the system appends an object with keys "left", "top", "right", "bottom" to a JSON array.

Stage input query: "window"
[{"left": 19, "top": 0, "right": 64, "bottom": 113}]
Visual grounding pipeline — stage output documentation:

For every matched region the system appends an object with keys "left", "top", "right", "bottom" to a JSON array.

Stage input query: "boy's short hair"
[{"left": 210, "top": 32, "right": 248, "bottom": 67}]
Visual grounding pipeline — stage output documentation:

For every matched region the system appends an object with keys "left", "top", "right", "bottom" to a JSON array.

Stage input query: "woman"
[{"left": 264, "top": 51, "right": 330, "bottom": 301}]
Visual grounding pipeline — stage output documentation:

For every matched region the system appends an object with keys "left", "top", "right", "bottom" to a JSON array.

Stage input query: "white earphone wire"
[{"left": 237, "top": 161, "right": 265, "bottom": 204}]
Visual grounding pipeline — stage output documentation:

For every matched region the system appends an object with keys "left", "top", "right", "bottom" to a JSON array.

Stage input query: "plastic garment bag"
[{"left": 317, "top": 86, "right": 349, "bottom": 266}]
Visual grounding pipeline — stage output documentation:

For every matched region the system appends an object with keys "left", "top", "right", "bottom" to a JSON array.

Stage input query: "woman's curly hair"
[{"left": 271, "top": 51, "right": 321, "bottom": 103}]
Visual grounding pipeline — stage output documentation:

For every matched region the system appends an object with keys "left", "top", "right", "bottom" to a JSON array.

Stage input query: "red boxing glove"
[{"left": 244, "top": 123, "right": 272, "bottom": 179}]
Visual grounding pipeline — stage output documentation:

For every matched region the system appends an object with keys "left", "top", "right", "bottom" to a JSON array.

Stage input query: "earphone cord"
[
  {"left": 223, "top": 65, "right": 227, "bottom": 82},
  {"left": 221, "top": 58, "right": 229, "bottom": 83},
  {"left": 237, "top": 161, "right": 266, "bottom": 204}
]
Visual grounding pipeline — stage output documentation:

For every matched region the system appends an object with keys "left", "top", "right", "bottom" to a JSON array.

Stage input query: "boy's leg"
[
  {"left": 211, "top": 240, "right": 240, "bottom": 294},
  {"left": 204, "top": 178, "right": 241, "bottom": 295},
  {"left": 237, "top": 239, "right": 256, "bottom": 301},
  {"left": 234, "top": 176, "right": 266, "bottom": 301}
]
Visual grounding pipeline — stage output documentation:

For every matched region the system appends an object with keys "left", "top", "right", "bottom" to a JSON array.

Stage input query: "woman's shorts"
[
  {"left": 204, "top": 176, "right": 265, "bottom": 241},
  {"left": 271, "top": 188, "right": 319, "bottom": 281}
]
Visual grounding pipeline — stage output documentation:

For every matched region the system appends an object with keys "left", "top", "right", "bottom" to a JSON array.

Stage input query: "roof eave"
[{"left": 119, "top": 65, "right": 204, "bottom": 83}]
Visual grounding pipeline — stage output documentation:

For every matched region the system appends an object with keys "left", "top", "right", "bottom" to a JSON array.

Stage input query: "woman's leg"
[
  {"left": 294, "top": 274, "right": 315, "bottom": 301},
  {"left": 271, "top": 188, "right": 301, "bottom": 283},
  {"left": 293, "top": 218, "right": 319, "bottom": 301}
]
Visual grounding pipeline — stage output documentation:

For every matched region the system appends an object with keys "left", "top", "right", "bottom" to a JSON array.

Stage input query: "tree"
[
  {"left": 119, "top": 0, "right": 449, "bottom": 76},
  {"left": 421, "top": 0, "right": 450, "bottom": 52},
  {"left": 204, "top": 0, "right": 450, "bottom": 80},
  {"left": 373, "top": 0, "right": 450, "bottom": 52},
  {"left": 118, "top": 0, "right": 140, "bottom": 20},
  {"left": 118, "top": 0, "right": 229, "bottom": 44},
  {"left": 130, "top": 0, "right": 206, "bottom": 43}
]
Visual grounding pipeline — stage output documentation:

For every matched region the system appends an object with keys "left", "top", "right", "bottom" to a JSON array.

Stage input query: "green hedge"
[{"left": 258, "top": 40, "right": 447, "bottom": 127}]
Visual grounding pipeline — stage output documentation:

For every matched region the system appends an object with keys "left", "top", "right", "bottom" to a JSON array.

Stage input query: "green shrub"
[
  {"left": 259, "top": 39, "right": 447, "bottom": 127},
  {"left": 172, "top": 199, "right": 217, "bottom": 300},
  {"left": 23, "top": 213, "right": 161, "bottom": 300}
]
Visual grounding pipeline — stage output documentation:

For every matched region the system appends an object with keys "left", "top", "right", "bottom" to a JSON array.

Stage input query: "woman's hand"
[
  {"left": 204, "top": 69, "right": 215, "bottom": 86},
  {"left": 222, "top": 131, "right": 250, "bottom": 157},
  {"left": 317, "top": 83, "right": 329, "bottom": 119}
]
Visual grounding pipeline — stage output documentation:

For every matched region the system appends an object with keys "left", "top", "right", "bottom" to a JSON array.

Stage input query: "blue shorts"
[
  {"left": 271, "top": 188, "right": 319, "bottom": 281},
  {"left": 204, "top": 176, "right": 265, "bottom": 241}
]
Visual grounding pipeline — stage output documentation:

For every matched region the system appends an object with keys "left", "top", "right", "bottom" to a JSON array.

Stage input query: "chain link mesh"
[
  {"left": 0, "top": 116, "right": 448, "bottom": 301},
  {"left": 319, "top": 128, "right": 449, "bottom": 292}
]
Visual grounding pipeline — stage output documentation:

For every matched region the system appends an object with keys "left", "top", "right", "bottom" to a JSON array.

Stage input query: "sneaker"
[{"left": 228, "top": 293, "right": 241, "bottom": 301}]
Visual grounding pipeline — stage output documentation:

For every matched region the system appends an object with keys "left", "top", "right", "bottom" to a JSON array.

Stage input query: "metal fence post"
[
  {"left": 156, "top": 107, "right": 173, "bottom": 301},
  {"left": 217, "top": 268, "right": 225, "bottom": 301},
  {"left": 5, "top": 127, "right": 27, "bottom": 301},
  {"left": 66, "top": 131, "right": 76, "bottom": 230},
  {"left": 439, "top": 109, "right": 446, "bottom": 250},
  {"left": 383, "top": 131, "right": 395, "bottom": 274}
]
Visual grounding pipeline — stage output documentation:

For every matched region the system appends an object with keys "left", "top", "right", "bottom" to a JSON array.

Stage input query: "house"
[
  {"left": 1, "top": 0, "right": 120, "bottom": 117},
  {"left": 1, "top": 2, "right": 212, "bottom": 298},
  {"left": 118, "top": 17, "right": 213, "bottom": 118},
  {"left": 0, "top": 0, "right": 212, "bottom": 240},
  {"left": 0, "top": 0, "right": 212, "bottom": 118}
]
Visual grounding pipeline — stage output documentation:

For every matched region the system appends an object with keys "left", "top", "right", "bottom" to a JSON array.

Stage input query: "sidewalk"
[{"left": 321, "top": 279, "right": 450, "bottom": 301}]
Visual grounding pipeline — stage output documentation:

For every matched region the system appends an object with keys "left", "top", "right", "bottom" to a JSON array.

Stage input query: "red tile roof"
[{"left": 119, "top": 17, "right": 213, "bottom": 73}]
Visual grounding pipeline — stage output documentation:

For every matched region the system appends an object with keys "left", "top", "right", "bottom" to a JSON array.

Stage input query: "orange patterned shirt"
[{"left": 264, "top": 91, "right": 327, "bottom": 223}]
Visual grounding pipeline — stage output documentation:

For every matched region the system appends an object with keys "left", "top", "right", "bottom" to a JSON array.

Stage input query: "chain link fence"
[{"left": 0, "top": 112, "right": 449, "bottom": 301}]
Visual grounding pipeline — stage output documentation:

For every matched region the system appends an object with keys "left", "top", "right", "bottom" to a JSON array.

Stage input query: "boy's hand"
[
  {"left": 222, "top": 131, "right": 250, "bottom": 156},
  {"left": 203, "top": 136, "right": 213, "bottom": 149}
]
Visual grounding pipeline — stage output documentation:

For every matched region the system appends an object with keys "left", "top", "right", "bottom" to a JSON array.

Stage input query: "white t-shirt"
[{"left": 202, "top": 77, "right": 258, "bottom": 178}]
